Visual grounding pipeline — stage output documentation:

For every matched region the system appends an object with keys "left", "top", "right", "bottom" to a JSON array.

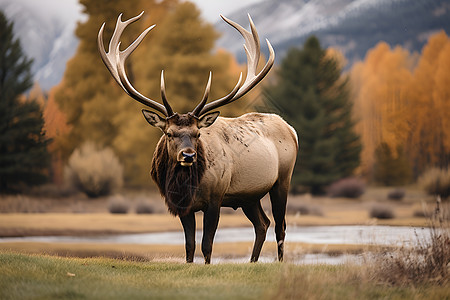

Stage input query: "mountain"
[
  {"left": 0, "top": 0, "right": 85, "bottom": 91},
  {"left": 216, "top": 0, "right": 450, "bottom": 66},
  {"left": 1, "top": 0, "right": 449, "bottom": 91}
]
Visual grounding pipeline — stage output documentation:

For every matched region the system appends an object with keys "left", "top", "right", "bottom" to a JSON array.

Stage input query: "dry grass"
[
  {"left": 0, "top": 240, "right": 380, "bottom": 264},
  {"left": 2, "top": 252, "right": 448, "bottom": 300},
  {"left": 370, "top": 197, "right": 450, "bottom": 286}
]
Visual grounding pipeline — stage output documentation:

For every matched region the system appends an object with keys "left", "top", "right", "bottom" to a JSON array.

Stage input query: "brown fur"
[{"left": 151, "top": 136, "right": 206, "bottom": 216}]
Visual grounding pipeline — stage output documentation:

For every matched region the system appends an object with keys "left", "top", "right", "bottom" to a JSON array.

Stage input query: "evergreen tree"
[
  {"left": 0, "top": 11, "right": 50, "bottom": 192},
  {"left": 263, "top": 36, "right": 361, "bottom": 194}
]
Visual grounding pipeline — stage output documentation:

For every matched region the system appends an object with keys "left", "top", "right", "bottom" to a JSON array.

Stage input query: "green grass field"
[{"left": 0, "top": 252, "right": 448, "bottom": 300}]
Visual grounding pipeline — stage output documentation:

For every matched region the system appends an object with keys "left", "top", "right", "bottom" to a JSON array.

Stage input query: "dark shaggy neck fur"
[{"left": 150, "top": 136, "right": 206, "bottom": 216}]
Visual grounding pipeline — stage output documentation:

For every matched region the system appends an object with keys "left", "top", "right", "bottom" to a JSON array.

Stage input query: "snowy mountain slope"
[
  {"left": 217, "top": 0, "right": 450, "bottom": 65},
  {"left": 0, "top": 0, "right": 449, "bottom": 90},
  {"left": 0, "top": 0, "right": 85, "bottom": 90}
]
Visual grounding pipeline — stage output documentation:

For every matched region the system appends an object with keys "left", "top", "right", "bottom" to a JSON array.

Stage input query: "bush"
[
  {"left": 108, "top": 195, "right": 129, "bottom": 214},
  {"left": 369, "top": 204, "right": 395, "bottom": 219},
  {"left": 419, "top": 167, "right": 450, "bottom": 199},
  {"left": 371, "top": 198, "right": 449, "bottom": 285},
  {"left": 327, "top": 178, "right": 366, "bottom": 198},
  {"left": 64, "top": 142, "right": 123, "bottom": 198},
  {"left": 387, "top": 188, "right": 405, "bottom": 201},
  {"left": 135, "top": 201, "right": 155, "bottom": 214}
]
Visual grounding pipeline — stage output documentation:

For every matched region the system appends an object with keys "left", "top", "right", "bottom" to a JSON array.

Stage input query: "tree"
[
  {"left": 351, "top": 42, "right": 414, "bottom": 179},
  {"left": 263, "top": 36, "right": 361, "bottom": 194},
  {"left": 373, "top": 143, "right": 412, "bottom": 186},
  {"left": 351, "top": 32, "right": 450, "bottom": 179},
  {"left": 0, "top": 11, "right": 50, "bottom": 191},
  {"left": 54, "top": 0, "right": 246, "bottom": 186}
]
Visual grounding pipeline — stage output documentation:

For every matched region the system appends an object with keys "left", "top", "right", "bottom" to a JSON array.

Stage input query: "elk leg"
[
  {"left": 242, "top": 201, "right": 270, "bottom": 262},
  {"left": 201, "top": 204, "right": 220, "bottom": 264},
  {"left": 180, "top": 212, "right": 196, "bottom": 263},
  {"left": 269, "top": 181, "right": 288, "bottom": 262}
]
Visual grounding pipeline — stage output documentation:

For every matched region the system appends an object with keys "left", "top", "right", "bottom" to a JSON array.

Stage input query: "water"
[
  {"left": 0, "top": 225, "right": 429, "bottom": 246},
  {"left": 0, "top": 225, "right": 430, "bottom": 264}
]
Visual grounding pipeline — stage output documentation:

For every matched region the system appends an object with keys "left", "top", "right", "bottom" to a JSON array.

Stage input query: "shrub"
[
  {"left": 371, "top": 198, "right": 449, "bottom": 285},
  {"left": 135, "top": 201, "right": 155, "bottom": 214},
  {"left": 108, "top": 195, "right": 129, "bottom": 214},
  {"left": 369, "top": 204, "right": 395, "bottom": 219},
  {"left": 419, "top": 167, "right": 450, "bottom": 199},
  {"left": 327, "top": 178, "right": 366, "bottom": 198},
  {"left": 387, "top": 188, "right": 405, "bottom": 201},
  {"left": 65, "top": 143, "right": 123, "bottom": 198}
]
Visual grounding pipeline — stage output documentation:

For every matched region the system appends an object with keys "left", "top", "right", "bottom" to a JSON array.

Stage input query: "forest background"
[{"left": 2, "top": 0, "right": 450, "bottom": 194}]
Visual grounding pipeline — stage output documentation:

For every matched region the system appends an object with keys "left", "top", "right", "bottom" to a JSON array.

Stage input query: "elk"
[{"left": 98, "top": 12, "right": 298, "bottom": 264}]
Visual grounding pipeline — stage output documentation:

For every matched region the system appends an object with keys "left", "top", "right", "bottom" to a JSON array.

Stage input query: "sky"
[
  {"left": 187, "top": 0, "right": 264, "bottom": 22},
  {"left": 1, "top": 0, "right": 265, "bottom": 24}
]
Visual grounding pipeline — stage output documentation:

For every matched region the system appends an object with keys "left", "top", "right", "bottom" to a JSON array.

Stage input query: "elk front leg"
[
  {"left": 180, "top": 212, "right": 196, "bottom": 263},
  {"left": 201, "top": 204, "right": 220, "bottom": 264}
]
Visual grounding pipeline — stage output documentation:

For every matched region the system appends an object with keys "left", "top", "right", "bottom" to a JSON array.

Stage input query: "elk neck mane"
[{"left": 150, "top": 135, "right": 206, "bottom": 216}]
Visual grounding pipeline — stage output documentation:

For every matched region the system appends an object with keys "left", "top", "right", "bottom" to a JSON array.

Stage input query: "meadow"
[
  {"left": 0, "top": 187, "right": 448, "bottom": 299},
  {"left": 1, "top": 251, "right": 448, "bottom": 300}
]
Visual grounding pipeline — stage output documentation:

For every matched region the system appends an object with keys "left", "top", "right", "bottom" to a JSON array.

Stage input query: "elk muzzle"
[{"left": 178, "top": 150, "right": 196, "bottom": 167}]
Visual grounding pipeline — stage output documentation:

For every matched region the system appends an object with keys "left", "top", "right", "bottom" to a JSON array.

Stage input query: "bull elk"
[{"left": 98, "top": 12, "right": 298, "bottom": 264}]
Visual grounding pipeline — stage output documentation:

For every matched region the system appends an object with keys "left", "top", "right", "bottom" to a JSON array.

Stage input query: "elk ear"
[
  {"left": 142, "top": 109, "right": 166, "bottom": 131},
  {"left": 198, "top": 111, "right": 220, "bottom": 128}
]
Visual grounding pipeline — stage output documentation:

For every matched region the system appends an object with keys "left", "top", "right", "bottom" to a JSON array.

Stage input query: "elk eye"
[
  {"left": 166, "top": 132, "right": 172, "bottom": 138},
  {"left": 196, "top": 133, "right": 201, "bottom": 138}
]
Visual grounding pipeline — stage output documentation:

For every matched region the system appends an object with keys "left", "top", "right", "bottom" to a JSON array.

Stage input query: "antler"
[
  {"left": 191, "top": 14, "right": 275, "bottom": 117},
  {"left": 97, "top": 12, "right": 174, "bottom": 117}
]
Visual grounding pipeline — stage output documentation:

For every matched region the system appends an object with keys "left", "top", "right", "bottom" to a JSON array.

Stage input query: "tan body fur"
[{"left": 192, "top": 113, "right": 298, "bottom": 212}]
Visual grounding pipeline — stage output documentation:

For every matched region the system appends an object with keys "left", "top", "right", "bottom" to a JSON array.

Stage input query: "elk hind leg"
[
  {"left": 242, "top": 201, "right": 270, "bottom": 262},
  {"left": 269, "top": 181, "right": 288, "bottom": 262}
]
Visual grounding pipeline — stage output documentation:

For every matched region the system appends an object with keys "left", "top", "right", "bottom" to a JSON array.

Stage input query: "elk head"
[{"left": 97, "top": 11, "right": 274, "bottom": 168}]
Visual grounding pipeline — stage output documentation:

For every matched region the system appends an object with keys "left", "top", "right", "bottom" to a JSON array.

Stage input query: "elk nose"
[{"left": 182, "top": 151, "right": 196, "bottom": 163}]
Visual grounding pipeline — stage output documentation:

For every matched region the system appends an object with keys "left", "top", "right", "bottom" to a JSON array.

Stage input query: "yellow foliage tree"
[
  {"left": 351, "top": 31, "right": 450, "bottom": 179},
  {"left": 351, "top": 42, "right": 413, "bottom": 177},
  {"left": 409, "top": 31, "right": 450, "bottom": 172},
  {"left": 53, "top": 0, "right": 246, "bottom": 187}
]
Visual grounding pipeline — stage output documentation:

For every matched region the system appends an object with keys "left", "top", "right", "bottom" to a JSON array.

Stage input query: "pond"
[
  {"left": 0, "top": 225, "right": 430, "bottom": 246},
  {"left": 0, "top": 225, "right": 431, "bottom": 264}
]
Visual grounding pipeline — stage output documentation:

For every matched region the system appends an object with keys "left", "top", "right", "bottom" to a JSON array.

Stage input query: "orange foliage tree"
[
  {"left": 351, "top": 31, "right": 450, "bottom": 179},
  {"left": 43, "top": 87, "right": 71, "bottom": 184}
]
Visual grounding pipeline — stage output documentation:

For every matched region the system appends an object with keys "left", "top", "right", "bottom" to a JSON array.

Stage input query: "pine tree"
[
  {"left": 263, "top": 36, "right": 361, "bottom": 194},
  {"left": 0, "top": 11, "right": 50, "bottom": 192}
]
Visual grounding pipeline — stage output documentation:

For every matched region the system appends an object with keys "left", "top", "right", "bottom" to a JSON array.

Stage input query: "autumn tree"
[
  {"left": 263, "top": 36, "right": 361, "bottom": 195},
  {"left": 351, "top": 32, "right": 450, "bottom": 180},
  {"left": 409, "top": 31, "right": 450, "bottom": 173},
  {"left": 373, "top": 143, "right": 411, "bottom": 186},
  {"left": 112, "top": 2, "right": 246, "bottom": 186},
  {"left": 43, "top": 88, "right": 71, "bottom": 184},
  {"left": 351, "top": 42, "right": 414, "bottom": 179},
  {"left": 54, "top": 0, "right": 245, "bottom": 186},
  {"left": 0, "top": 11, "right": 50, "bottom": 191}
]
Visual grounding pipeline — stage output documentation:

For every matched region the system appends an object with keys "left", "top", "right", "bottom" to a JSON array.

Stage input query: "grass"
[{"left": 0, "top": 252, "right": 448, "bottom": 300}]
